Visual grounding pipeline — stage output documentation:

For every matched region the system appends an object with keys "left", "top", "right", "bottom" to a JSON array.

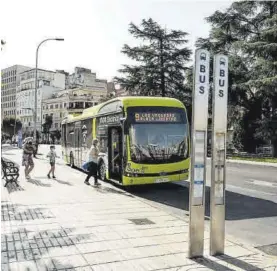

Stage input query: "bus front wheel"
[
  {"left": 99, "top": 161, "right": 106, "bottom": 181},
  {"left": 70, "top": 153, "right": 75, "bottom": 168}
]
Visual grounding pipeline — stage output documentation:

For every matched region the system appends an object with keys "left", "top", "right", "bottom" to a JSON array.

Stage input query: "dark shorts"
[
  {"left": 50, "top": 162, "right": 55, "bottom": 166},
  {"left": 22, "top": 154, "right": 34, "bottom": 167}
]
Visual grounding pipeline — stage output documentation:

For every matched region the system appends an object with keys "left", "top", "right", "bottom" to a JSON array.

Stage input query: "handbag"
[{"left": 82, "top": 161, "right": 91, "bottom": 171}]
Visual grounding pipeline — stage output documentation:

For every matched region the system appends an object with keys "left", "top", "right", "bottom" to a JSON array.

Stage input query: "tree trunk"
[{"left": 159, "top": 38, "right": 165, "bottom": 97}]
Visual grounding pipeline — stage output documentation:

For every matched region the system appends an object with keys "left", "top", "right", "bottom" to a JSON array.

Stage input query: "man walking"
[{"left": 22, "top": 140, "right": 35, "bottom": 179}]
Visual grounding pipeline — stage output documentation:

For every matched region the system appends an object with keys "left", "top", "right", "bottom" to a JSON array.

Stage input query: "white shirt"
[{"left": 87, "top": 145, "right": 99, "bottom": 163}]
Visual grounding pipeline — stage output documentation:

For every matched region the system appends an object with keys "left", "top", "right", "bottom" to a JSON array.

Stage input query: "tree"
[
  {"left": 50, "top": 130, "right": 61, "bottom": 144},
  {"left": 1, "top": 39, "right": 5, "bottom": 51},
  {"left": 32, "top": 130, "right": 41, "bottom": 141},
  {"left": 2, "top": 118, "right": 22, "bottom": 136},
  {"left": 42, "top": 115, "right": 53, "bottom": 142},
  {"left": 115, "top": 18, "right": 192, "bottom": 103},
  {"left": 196, "top": 1, "right": 277, "bottom": 156}
]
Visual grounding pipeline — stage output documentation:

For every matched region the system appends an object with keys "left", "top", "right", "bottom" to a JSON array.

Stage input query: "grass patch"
[{"left": 230, "top": 156, "right": 277, "bottom": 163}]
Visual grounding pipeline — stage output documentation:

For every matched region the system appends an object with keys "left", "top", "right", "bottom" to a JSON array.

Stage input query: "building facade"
[
  {"left": 42, "top": 87, "right": 106, "bottom": 131},
  {"left": 1, "top": 65, "right": 31, "bottom": 118},
  {"left": 16, "top": 68, "right": 65, "bottom": 132},
  {"left": 65, "top": 67, "right": 108, "bottom": 91}
]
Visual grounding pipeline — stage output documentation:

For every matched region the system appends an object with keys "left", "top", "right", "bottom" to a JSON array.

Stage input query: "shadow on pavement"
[
  {"left": 1, "top": 203, "right": 91, "bottom": 270},
  {"left": 1, "top": 202, "right": 55, "bottom": 221},
  {"left": 35, "top": 176, "right": 73, "bottom": 186},
  {"left": 92, "top": 185, "right": 135, "bottom": 197},
  {"left": 26, "top": 178, "right": 51, "bottom": 187},
  {"left": 192, "top": 257, "right": 234, "bottom": 271},
  {"left": 126, "top": 183, "right": 277, "bottom": 221},
  {"left": 215, "top": 254, "right": 267, "bottom": 271},
  {"left": 54, "top": 178, "right": 73, "bottom": 186},
  {"left": 5, "top": 183, "right": 25, "bottom": 194}
]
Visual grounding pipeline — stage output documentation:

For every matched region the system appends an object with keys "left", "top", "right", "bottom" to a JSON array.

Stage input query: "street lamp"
[{"left": 34, "top": 38, "right": 64, "bottom": 142}]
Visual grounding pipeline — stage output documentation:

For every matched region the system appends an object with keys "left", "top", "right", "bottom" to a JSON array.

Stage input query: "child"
[{"left": 46, "top": 146, "right": 59, "bottom": 179}]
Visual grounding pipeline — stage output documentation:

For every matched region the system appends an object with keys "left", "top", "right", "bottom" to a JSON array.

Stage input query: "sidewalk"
[
  {"left": 1, "top": 147, "right": 277, "bottom": 271},
  {"left": 227, "top": 158, "right": 277, "bottom": 167}
]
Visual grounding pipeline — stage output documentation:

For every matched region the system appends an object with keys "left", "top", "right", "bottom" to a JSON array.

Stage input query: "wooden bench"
[{"left": 1, "top": 158, "right": 19, "bottom": 187}]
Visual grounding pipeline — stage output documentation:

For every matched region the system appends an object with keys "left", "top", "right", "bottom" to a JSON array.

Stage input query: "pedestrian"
[
  {"left": 84, "top": 138, "right": 101, "bottom": 186},
  {"left": 22, "top": 140, "right": 35, "bottom": 179},
  {"left": 33, "top": 138, "right": 39, "bottom": 158},
  {"left": 46, "top": 145, "right": 59, "bottom": 179}
]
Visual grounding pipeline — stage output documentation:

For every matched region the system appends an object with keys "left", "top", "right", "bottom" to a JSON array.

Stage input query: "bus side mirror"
[{"left": 120, "top": 117, "right": 126, "bottom": 124}]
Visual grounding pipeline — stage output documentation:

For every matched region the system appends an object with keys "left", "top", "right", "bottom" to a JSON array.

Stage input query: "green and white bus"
[{"left": 61, "top": 96, "right": 190, "bottom": 186}]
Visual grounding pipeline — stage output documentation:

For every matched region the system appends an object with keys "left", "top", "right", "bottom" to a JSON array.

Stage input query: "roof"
[
  {"left": 63, "top": 96, "right": 185, "bottom": 123},
  {"left": 20, "top": 68, "right": 55, "bottom": 74}
]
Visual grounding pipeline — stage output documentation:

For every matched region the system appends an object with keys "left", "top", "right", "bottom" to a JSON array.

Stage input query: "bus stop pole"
[
  {"left": 188, "top": 49, "right": 210, "bottom": 258},
  {"left": 210, "top": 54, "right": 228, "bottom": 255}
]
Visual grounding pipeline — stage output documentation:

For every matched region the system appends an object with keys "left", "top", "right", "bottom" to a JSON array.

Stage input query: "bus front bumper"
[{"left": 122, "top": 172, "right": 189, "bottom": 186}]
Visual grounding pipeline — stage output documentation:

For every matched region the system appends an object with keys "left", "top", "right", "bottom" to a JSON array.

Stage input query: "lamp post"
[{"left": 34, "top": 38, "right": 64, "bottom": 142}]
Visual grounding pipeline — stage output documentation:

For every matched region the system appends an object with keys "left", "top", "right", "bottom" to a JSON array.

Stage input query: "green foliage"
[
  {"left": 115, "top": 18, "right": 192, "bottom": 103},
  {"left": 2, "top": 118, "right": 22, "bottom": 136},
  {"left": 42, "top": 115, "right": 53, "bottom": 134},
  {"left": 197, "top": 1, "right": 277, "bottom": 156}
]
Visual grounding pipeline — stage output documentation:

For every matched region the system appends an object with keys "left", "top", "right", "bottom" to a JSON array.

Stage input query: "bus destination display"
[{"left": 134, "top": 112, "right": 181, "bottom": 123}]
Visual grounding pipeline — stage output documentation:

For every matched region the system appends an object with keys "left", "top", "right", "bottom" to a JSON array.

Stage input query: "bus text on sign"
[{"left": 134, "top": 112, "right": 179, "bottom": 122}]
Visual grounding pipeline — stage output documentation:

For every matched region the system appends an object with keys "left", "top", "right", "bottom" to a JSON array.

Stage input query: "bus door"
[
  {"left": 74, "top": 124, "right": 82, "bottom": 167},
  {"left": 108, "top": 126, "right": 123, "bottom": 182}
]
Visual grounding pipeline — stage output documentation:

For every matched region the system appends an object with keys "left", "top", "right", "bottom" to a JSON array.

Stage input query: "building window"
[
  {"left": 55, "top": 123, "right": 58, "bottom": 128},
  {"left": 60, "top": 112, "right": 62, "bottom": 118},
  {"left": 55, "top": 104, "right": 58, "bottom": 109},
  {"left": 64, "top": 103, "right": 67, "bottom": 108},
  {"left": 50, "top": 105, "right": 53, "bottom": 109}
]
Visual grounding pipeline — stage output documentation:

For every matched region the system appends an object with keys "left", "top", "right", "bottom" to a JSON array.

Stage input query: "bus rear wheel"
[
  {"left": 99, "top": 161, "right": 106, "bottom": 181},
  {"left": 70, "top": 153, "right": 75, "bottom": 168}
]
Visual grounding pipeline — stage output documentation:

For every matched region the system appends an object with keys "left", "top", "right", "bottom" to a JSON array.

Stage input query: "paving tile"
[
  {"left": 92, "top": 261, "right": 146, "bottom": 271},
  {"left": 48, "top": 254, "right": 89, "bottom": 269},
  {"left": 16, "top": 261, "right": 38, "bottom": 271},
  {"left": 84, "top": 250, "right": 124, "bottom": 265},
  {"left": 46, "top": 245, "right": 80, "bottom": 258},
  {"left": 2, "top": 147, "right": 275, "bottom": 271}
]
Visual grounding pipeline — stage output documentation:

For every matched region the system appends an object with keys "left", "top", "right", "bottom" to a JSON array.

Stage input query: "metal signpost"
[
  {"left": 188, "top": 49, "right": 210, "bottom": 258},
  {"left": 210, "top": 54, "right": 228, "bottom": 255}
]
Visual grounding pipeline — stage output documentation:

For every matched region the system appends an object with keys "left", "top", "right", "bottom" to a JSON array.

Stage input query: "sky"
[{"left": 1, "top": 0, "right": 233, "bottom": 81}]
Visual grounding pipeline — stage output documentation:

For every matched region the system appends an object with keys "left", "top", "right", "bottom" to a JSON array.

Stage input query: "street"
[{"left": 2, "top": 144, "right": 277, "bottom": 257}]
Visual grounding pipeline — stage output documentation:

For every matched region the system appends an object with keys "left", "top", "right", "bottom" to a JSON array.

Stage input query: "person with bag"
[{"left": 84, "top": 138, "right": 101, "bottom": 186}]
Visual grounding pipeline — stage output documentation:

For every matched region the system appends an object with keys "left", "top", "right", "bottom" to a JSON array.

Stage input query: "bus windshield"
[{"left": 128, "top": 107, "right": 188, "bottom": 164}]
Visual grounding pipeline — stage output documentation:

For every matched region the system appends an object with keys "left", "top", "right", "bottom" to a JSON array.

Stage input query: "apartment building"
[
  {"left": 64, "top": 67, "right": 108, "bottom": 91},
  {"left": 1, "top": 65, "right": 31, "bottom": 118},
  {"left": 42, "top": 87, "right": 106, "bottom": 131},
  {"left": 16, "top": 68, "right": 65, "bottom": 132}
]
